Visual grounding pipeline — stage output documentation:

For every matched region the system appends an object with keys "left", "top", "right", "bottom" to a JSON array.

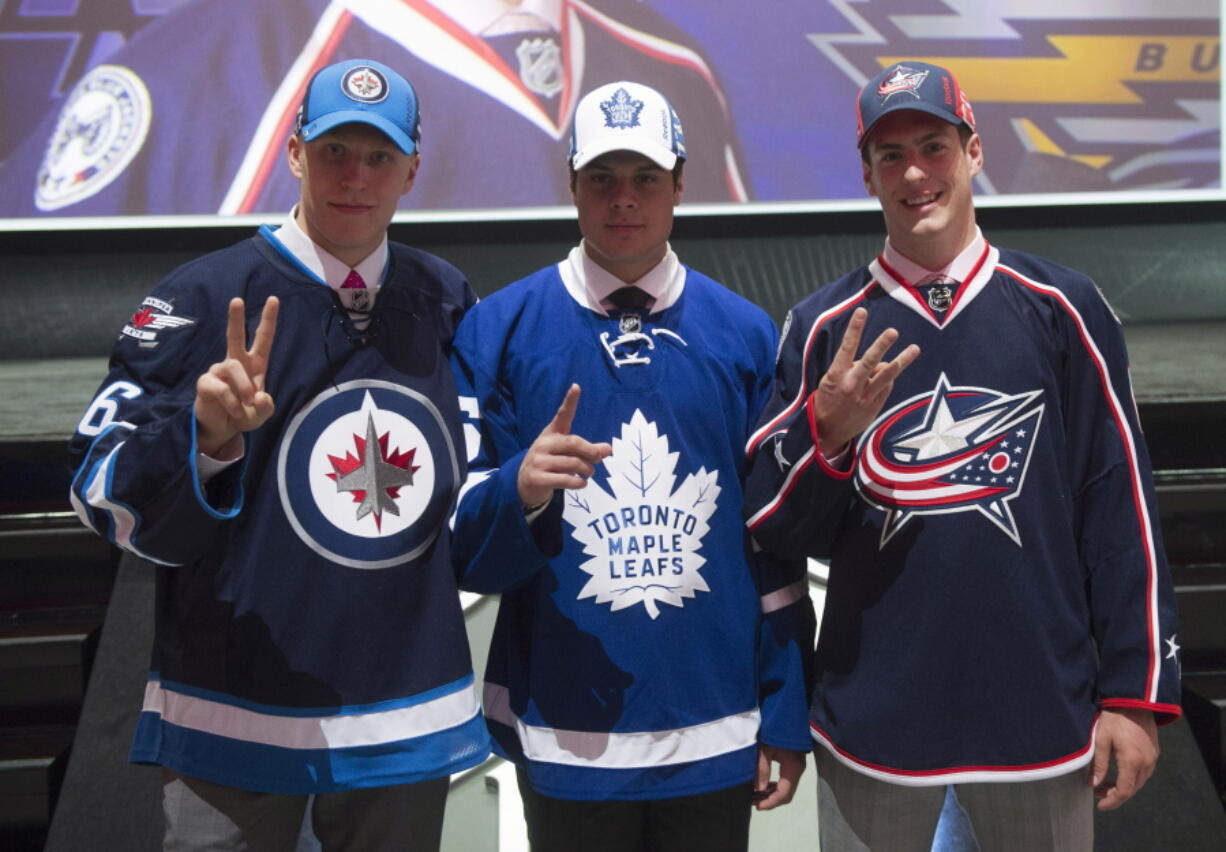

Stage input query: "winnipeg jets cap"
[
  {"left": 856, "top": 61, "right": 976, "bottom": 149},
  {"left": 296, "top": 58, "right": 421, "bottom": 155},
  {"left": 570, "top": 81, "right": 686, "bottom": 171}
]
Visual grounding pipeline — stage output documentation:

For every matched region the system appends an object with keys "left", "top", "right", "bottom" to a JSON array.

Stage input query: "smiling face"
[
  {"left": 861, "top": 110, "right": 982, "bottom": 270},
  {"left": 287, "top": 123, "right": 419, "bottom": 267},
  {"left": 572, "top": 150, "right": 683, "bottom": 284}
]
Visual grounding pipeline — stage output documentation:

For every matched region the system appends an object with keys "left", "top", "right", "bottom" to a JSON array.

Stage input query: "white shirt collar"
[
  {"left": 427, "top": 0, "right": 562, "bottom": 35},
  {"left": 558, "top": 242, "right": 685, "bottom": 315},
  {"left": 273, "top": 207, "right": 388, "bottom": 290},
  {"left": 881, "top": 227, "right": 986, "bottom": 286}
]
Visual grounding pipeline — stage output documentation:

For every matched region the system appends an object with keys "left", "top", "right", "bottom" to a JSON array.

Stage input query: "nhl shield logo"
[
  {"left": 856, "top": 374, "right": 1044, "bottom": 547},
  {"left": 515, "top": 38, "right": 563, "bottom": 97},
  {"left": 341, "top": 65, "right": 388, "bottom": 103},
  {"left": 277, "top": 380, "right": 459, "bottom": 569}
]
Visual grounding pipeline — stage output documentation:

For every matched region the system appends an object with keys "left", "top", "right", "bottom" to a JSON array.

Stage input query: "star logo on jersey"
[
  {"left": 601, "top": 87, "right": 644, "bottom": 129},
  {"left": 120, "top": 297, "right": 195, "bottom": 344},
  {"left": 341, "top": 66, "right": 388, "bottom": 103},
  {"left": 278, "top": 381, "right": 459, "bottom": 569},
  {"left": 563, "top": 410, "right": 717, "bottom": 619},
  {"left": 856, "top": 374, "right": 1044, "bottom": 547},
  {"left": 325, "top": 411, "right": 421, "bottom": 530}
]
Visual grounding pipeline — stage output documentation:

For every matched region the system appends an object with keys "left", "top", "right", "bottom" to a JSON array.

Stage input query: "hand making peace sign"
[{"left": 195, "top": 296, "right": 280, "bottom": 458}]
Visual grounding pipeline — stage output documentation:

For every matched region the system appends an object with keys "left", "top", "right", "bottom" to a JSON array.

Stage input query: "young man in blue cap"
[
  {"left": 742, "top": 61, "right": 1181, "bottom": 850},
  {"left": 68, "top": 59, "right": 489, "bottom": 850},
  {"left": 450, "top": 80, "right": 814, "bottom": 851}
]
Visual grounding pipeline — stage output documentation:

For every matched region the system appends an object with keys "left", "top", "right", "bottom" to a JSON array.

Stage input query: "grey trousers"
[
  {"left": 816, "top": 748, "right": 1094, "bottom": 852},
  {"left": 161, "top": 769, "right": 449, "bottom": 852}
]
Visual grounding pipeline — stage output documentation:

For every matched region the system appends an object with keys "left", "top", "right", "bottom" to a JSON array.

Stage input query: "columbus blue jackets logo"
[
  {"left": 876, "top": 65, "right": 928, "bottom": 103},
  {"left": 277, "top": 380, "right": 459, "bottom": 569},
  {"left": 601, "top": 87, "right": 644, "bottom": 128},
  {"left": 855, "top": 374, "right": 1044, "bottom": 547},
  {"left": 36, "top": 65, "right": 151, "bottom": 211},
  {"left": 341, "top": 65, "right": 388, "bottom": 103}
]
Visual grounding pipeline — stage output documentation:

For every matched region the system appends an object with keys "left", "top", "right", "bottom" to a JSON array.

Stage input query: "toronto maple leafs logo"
[
  {"left": 563, "top": 410, "right": 718, "bottom": 619},
  {"left": 278, "top": 380, "right": 459, "bottom": 569},
  {"left": 856, "top": 374, "right": 1044, "bottom": 547},
  {"left": 601, "top": 87, "right": 644, "bottom": 129}
]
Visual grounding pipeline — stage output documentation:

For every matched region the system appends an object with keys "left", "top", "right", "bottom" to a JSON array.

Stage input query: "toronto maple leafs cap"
[
  {"left": 856, "top": 61, "right": 976, "bottom": 149},
  {"left": 296, "top": 58, "right": 421, "bottom": 155},
  {"left": 570, "top": 81, "right": 686, "bottom": 171}
]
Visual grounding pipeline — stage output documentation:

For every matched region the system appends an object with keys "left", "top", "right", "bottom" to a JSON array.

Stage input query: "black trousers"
[{"left": 516, "top": 768, "right": 754, "bottom": 852}]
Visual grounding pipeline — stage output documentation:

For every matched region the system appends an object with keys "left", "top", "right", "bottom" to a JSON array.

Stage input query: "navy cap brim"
[
  {"left": 300, "top": 111, "right": 417, "bottom": 155},
  {"left": 859, "top": 101, "right": 969, "bottom": 149}
]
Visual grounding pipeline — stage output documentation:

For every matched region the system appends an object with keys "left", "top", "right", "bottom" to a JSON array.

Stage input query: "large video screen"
[{"left": 0, "top": 0, "right": 1219, "bottom": 226}]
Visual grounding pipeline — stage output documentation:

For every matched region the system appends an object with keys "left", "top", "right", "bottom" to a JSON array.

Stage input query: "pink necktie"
[{"left": 341, "top": 269, "right": 366, "bottom": 289}]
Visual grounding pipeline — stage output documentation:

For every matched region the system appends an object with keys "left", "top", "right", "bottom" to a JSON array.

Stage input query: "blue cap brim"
[
  {"left": 300, "top": 111, "right": 417, "bottom": 155},
  {"left": 859, "top": 102, "right": 969, "bottom": 149}
]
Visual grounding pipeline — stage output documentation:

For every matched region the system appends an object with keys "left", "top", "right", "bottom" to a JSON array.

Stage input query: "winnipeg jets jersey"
[
  {"left": 450, "top": 254, "right": 813, "bottom": 801},
  {"left": 744, "top": 242, "right": 1181, "bottom": 785},
  {"left": 68, "top": 229, "right": 489, "bottom": 793},
  {"left": 0, "top": 0, "right": 746, "bottom": 217}
]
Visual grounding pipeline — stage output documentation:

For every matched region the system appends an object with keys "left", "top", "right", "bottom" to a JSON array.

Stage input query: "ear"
[
  {"left": 861, "top": 157, "right": 876, "bottom": 198},
  {"left": 966, "top": 132, "right": 984, "bottom": 178},
  {"left": 287, "top": 134, "right": 305, "bottom": 181},
  {"left": 672, "top": 165, "right": 684, "bottom": 206},
  {"left": 400, "top": 153, "right": 420, "bottom": 196}
]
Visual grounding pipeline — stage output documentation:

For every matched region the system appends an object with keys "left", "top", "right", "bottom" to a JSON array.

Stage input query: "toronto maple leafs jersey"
[
  {"left": 744, "top": 242, "right": 1181, "bottom": 785},
  {"left": 0, "top": 0, "right": 746, "bottom": 217},
  {"left": 67, "top": 228, "right": 489, "bottom": 793},
  {"left": 450, "top": 254, "right": 814, "bottom": 801}
]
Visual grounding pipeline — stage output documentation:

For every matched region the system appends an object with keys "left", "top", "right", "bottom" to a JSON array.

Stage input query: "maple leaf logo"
[
  {"left": 130, "top": 307, "right": 155, "bottom": 327},
  {"left": 325, "top": 411, "right": 419, "bottom": 531},
  {"left": 563, "top": 410, "right": 719, "bottom": 619}
]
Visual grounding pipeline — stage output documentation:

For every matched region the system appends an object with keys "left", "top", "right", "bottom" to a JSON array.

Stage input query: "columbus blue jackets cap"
[
  {"left": 570, "top": 81, "right": 686, "bottom": 171},
  {"left": 856, "top": 61, "right": 976, "bottom": 149},
  {"left": 296, "top": 59, "right": 420, "bottom": 155}
]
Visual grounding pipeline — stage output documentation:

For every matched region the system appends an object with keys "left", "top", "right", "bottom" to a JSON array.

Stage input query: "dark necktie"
[{"left": 605, "top": 286, "right": 652, "bottom": 311}]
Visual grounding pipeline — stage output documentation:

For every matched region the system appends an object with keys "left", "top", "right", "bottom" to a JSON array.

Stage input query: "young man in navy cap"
[
  {"left": 68, "top": 59, "right": 489, "bottom": 850},
  {"left": 742, "top": 61, "right": 1181, "bottom": 849},
  {"left": 449, "top": 81, "right": 814, "bottom": 851}
]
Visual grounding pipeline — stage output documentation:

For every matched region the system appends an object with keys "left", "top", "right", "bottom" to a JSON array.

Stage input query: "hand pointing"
[{"left": 517, "top": 384, "right": 612, "bottom": 509}]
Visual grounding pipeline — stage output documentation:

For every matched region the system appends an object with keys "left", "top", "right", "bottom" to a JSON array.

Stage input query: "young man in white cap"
[
  {"left": 449, "top": 81, "right": 813, "bottom": 851},
  {"left": 743, "top": 60, "right": 1181, "bottom": 850},
  {"left": 68, "top": 58, "right": 489, "bottom": 850}
]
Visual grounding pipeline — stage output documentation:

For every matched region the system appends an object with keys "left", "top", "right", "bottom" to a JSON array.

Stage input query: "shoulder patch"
[{"left": 36, "top": 64, "right": 152, "bottom": 212}]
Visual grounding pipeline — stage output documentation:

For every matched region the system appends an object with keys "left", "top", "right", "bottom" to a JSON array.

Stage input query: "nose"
[
  {"left": 609, "top": 179, "right": 637, "bottom": 209},
  {"left": 339, "top": 158, "right": 368, "bottom": 190},
  {"left": 902, "top": 154, "right": 927, "bottom": 182}
]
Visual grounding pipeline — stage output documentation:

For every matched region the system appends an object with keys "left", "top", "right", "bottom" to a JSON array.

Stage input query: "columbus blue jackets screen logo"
[
  {"left": 36, "top": 64, "right": 151, "bottom": 211},
  {"left": 342, "top": 66, "right": 388, "bottom": 103},
  {"left": 277, "top": 381, "right": 459, "bottom": 569},
  {"left": 855, "top": 374, "right": 1044, "bottom": 547},
  {"left": 601, "top": 87, "right": 643, "bottom": 129}
]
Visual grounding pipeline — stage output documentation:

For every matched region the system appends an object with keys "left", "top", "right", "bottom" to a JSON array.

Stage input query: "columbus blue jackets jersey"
[
  {"left": 68, "top": 229, "right": 489, "bottom": 793},
  {"left": 744, "top": 242, "right": 1181, "bottom": 785},
  {"left": 449, "top": 254, "right": 814, "bottom": 801},
  {"left": 0, "top": 0, "right": 746, "bottom": 217}
]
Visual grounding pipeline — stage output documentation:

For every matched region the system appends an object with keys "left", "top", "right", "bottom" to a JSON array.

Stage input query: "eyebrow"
[{"left": 874, "top": 130, "right": 947, "bottom": 151}]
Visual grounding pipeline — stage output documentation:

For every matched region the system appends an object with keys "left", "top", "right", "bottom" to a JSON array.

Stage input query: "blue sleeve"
[
  {"left": 67, "top": 270, "right": 248, "bottom": 565},
  {"left": 743, "top": 307, "right": 858, "bottom": 561},
  {"left": 449, "top": 306, "right": 558, "bottom": 593}
]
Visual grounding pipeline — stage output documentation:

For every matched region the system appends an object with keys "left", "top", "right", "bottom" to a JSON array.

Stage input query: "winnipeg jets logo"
[
  {"left": 563, "top": 410, "right": 718, "bottom": 619},
  {"left": 601, "top": 87, "right": 643, "bottom": 128},
  {"left": 342, "top": 66, "right": 388, "bottom": 103},
  {"left": 326, "top": 410, "right": 421, "bottom": 529},
  {"left": 279, "top": 381, "right": 458, "bottom": 569},
  {"left": 856, "top": 374, "right": 1044, "bottom": 547}
]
